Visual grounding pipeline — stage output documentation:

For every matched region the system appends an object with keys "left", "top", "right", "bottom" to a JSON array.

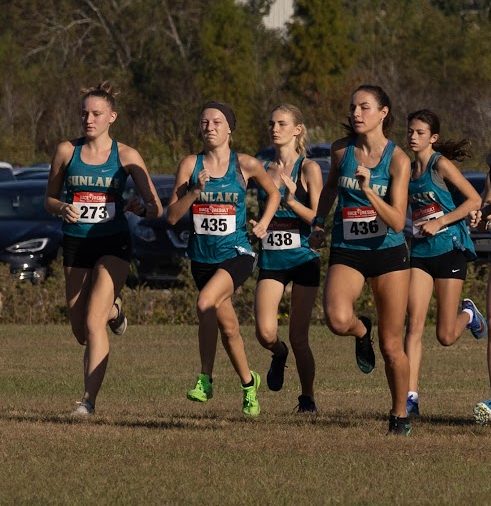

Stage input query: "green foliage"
[{"left": 0, "top": 0, "right": 489, "bottom": 167}]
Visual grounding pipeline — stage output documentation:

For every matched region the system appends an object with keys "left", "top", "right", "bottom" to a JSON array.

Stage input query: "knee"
[
  {"left": 290, "top": 335, "right": 310, "bottom": 354},
  {"left": 379, "top": 337, "right": 403, "bottom": 363},
  {"left": 255, "top": 325, "right": 277, "bottom": 350},
  {"left": 70, "top": 322, "right": 87, "bottom": 345},
  {"left": 196, "top": 294, "right": 217, "bottom": 317},
  {"left": 326, "top": 310, "right": 353, "bottom": 335},
  {"left": 436, "top": 332, "right": 454, "bottom": 347}
]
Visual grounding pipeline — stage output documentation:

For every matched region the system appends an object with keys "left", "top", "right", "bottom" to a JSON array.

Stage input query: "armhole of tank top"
[
  {"left": 65, "top": 142, "right": 79, "bottom": 171},
  {"left": 429, "top": 153, "right": 448, "bottom": 191},
  {"left": 113, "top": 140, "right": 124, "bottom": 170},
  {"left": 337, "top": 142, "right": 352, "bottom": 170},
  {"left": 234, "top": 152, "right": 247, "bottom": 191}
]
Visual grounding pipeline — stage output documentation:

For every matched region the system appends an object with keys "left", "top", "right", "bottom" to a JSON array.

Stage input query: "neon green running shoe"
[
  {"left": 242, "top": 371, "right": 261, "bottom": 417},
  {"left": 187, "top": 373, "right": 213, "bottom": 402}
]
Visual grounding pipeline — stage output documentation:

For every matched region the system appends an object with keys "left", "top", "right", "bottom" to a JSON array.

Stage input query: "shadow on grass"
[{"left": 1, "top": 409, "right": 476, "bottom": 430}]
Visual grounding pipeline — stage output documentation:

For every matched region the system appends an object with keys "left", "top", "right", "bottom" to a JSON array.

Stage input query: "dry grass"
[{"left": 0, "top": 324, "right": 490, "bottom": 505}]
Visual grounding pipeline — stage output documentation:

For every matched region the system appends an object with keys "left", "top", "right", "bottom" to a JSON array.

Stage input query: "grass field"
[{"left": 0, "top": 324, "right": 490, "bottom": 505}]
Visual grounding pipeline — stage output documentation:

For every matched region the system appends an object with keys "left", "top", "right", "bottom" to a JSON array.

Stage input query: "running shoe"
[
  {"left": 462, "top": 298, "right": 488, "bottom": 340},
  {"left": 71, "top": 399, "right": 95, "bottom": 417},
  {"left": 406, "top": 394, "right": 420, "bottom": 417},
  {"left": 296, "top": 395, "right": 318, "bottom": 414},
  {"left": 355, "top": 316, "right": 375, "bottom": 374},
  {"left": 267, "top": 341, "right": 289, "bottom": 391},
  {"left": 187, "top": 373, "right": 213, "bottom": 402},
  {"left": 387, "top": 414, "right": 412, "bottom": 436},
  {"left": 242, "top": 371, "right": 261, "bottom": 417},
  {"left": 473, "top": 399, "right": 491, "bottom": 425},
  {"left": 108, "top": 296, "right": 128, "bottom": 336}
]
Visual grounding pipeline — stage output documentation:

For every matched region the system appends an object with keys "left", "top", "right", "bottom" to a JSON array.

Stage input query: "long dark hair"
[
  {"left": 343, "top": 84, "right": 393, "bottom": 137},
  {"left": 407, "top": 109, "right": 471, "bottom": 162}
]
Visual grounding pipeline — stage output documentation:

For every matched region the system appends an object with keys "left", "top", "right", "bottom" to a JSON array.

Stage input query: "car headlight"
[
  {"left": 134, "top": 223, "right": 157, "bottom": 242},
  {"left": 6, "top": 238, "right": 49, "bottom": 253}
]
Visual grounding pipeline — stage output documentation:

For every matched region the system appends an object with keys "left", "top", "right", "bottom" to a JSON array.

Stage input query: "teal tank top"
[
  {"left": 63, "top": 139, "right": 129, "bottom": 238},
  {"left": 257, "top": 156, "right": 319, "bottom": 270},
  {"left": 408, "top": 152, "right": 476, "bottom": 259},
  {"left": 331, "top": 139, "right": 405, "bottom": 250},
  {"left": 187, "top": 152, "right": 254, "bottom": 263}
]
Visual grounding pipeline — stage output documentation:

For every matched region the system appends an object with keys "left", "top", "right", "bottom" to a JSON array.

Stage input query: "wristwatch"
[{"left": 311, "top": 215, "right": 326, "bottom": 228}]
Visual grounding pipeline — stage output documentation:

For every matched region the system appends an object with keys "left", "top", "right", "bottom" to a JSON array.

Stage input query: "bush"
[{"left": 0, "top": 253, "right": 488, "bottom": 326}]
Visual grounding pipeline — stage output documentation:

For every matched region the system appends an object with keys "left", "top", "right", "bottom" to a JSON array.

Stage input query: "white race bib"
[
  {"left": 73, "top": 192, "right": 116, "bottom": 224},
  {"left": 412, "top": 203, "right": 447, "bottom": 238},
  {"left": 192, "top": 203, "right": 236, "bottom": 236},
  {"left": 342, "top": 206, "right": 387, "bottom": 240},
  {"left": 262, "top": 218, "right": 301, "bottom": 250}
]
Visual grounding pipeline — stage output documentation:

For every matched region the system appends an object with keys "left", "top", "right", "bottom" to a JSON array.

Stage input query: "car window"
[{"left": 0, "top": 189, "right": 53, "bottom": 219}]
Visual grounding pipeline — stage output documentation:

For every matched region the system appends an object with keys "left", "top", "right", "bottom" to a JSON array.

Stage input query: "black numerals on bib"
[
  {"left": 266, "top": 232, "right": 293, "bottom": 247},
  {"left": 80, "top": 205, "right": 108, "bottom": 220},
  {"left": 200, "top": 217, "right": 228, "bottom": 232},
  {"left": 350, "top": 220, "right": 379, "bottom": 236}
]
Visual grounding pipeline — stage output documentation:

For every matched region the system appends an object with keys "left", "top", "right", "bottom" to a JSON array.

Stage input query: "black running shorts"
[
  {"left": 63, "top": 232, "right": 132, "bottom": 268},
  {"left": 328, "top": 244, "right": 410, "bottom": 279}
]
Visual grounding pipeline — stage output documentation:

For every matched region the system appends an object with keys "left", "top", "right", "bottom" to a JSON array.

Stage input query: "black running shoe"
[
  {"left": 355, "top": 316, "right": 375, "bottom": 374},
  {"left": 387, "top": 414, "right": 412, "bottom": 436},
  {"left": 267, "top": 341, "right": 289, "bottom": 391},
  {"left": 297, "top": 395, "right": 318, "bottom": 414}
]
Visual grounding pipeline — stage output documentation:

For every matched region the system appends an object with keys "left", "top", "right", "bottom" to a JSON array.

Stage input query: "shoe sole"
[
  {"left": 186, "top": 391, "right": 212, "bottom": 403},
  {"left": 463, "top": 299, "right": 488, "bottom": 340},
  {"left": 473, "top": 403, "right": 491, "bottom": 425}
]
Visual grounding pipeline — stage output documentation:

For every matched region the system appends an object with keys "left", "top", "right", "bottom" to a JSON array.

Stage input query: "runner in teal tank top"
[
  {"left": 331, "top": 138, "right": 405, "bottom": 250},
  {"left": 167, "top": 101, "right": 280, "bottom": 418},
  {"left": 404, "top": 109, "right": 485, "bottom": 418},
  {"left": 253, "top": 104, "right": 323, "bottom": 413},
  {"left": 63, "top": 138, "right": 129, "bottom": 238},
  {"left": 188, "top": 151, "right": 252, "bottom": 263},
  {"left": 257, "top": 156, "right": 319, "bottom": 270},
  {"left": 309, "top": 85, "right": 412, "bottom": 435},
  {"left": 45, "top": 82, "right": 163, "bottom": 417}
]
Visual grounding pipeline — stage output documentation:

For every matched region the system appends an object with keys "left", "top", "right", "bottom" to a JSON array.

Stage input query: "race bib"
[
  {"left": 262, "top": 218, "right": 301, "bottom": 250},
  {"left": 73, "top": 192, "right": 115, "bottom": 224},
  {"left": 192, "top": 203, "right": 236, "bottom": 236},
  {"left": 342, "top": 206, "right": 387, "bottom": 240},
  {"left": 412, "top": 203, "right": 447, "bottom": 238}
]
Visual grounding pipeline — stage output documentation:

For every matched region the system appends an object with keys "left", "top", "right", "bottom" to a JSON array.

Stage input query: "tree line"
[{"left": 0, "top": 0, "right": 489, "bottom": 171}]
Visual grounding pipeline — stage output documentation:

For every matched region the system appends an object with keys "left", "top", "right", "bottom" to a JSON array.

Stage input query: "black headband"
[{"left": 201, "top": 101, "right": 236, "bottom": 131}]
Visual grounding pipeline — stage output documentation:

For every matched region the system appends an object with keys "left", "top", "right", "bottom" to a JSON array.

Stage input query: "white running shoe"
[
  {"left": 473, "top": 399, "right": 491, "bottom": 425},
  {"left": 108, "top": 296, "right": 127, "bottom": 336},
  {"left": 71, "top": 399, "right": 95, "bottom": 417}
]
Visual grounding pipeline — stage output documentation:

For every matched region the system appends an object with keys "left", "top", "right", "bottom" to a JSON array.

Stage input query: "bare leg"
[
  {"left": 289, "top": 284, "right": 318, "bottom": 398},
  {"left": 370, "top": 269, "right": 410, "bottom": 418},
  {"left": 405, "top": 268, "right": 433, "bottom": 393}
]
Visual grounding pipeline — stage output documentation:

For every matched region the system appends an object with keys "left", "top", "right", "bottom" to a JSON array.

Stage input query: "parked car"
[
  {"left": 0, "top": 162, "right": 15, "bottom": 182},
  {"left": 0, "top": 174, "right": 190, "bottom": 286},
  {"left": 13, "top": 164, "right": 51, "bottom": 180},
  {"left": 124, "top": 174, "right": 190, "bottom": 286},
  {"left": 0, "top": 180, "right": 62, "bottom": 282}
]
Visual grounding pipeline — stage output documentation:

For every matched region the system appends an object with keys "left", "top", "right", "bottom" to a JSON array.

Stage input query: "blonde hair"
[
  {"left": 80, "top": 81, "right": 119, "bottom": 109},
  {"left": 271, "top": 103, "right": 309, "bottom": 156}
]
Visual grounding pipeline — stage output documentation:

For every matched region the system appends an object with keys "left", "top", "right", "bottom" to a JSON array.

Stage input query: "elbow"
[
  {"left": 392, "top": 218, "right": 406, "bottom": 234},
  {"left": 166, "top": 210, "right": 178, "bottom": 226}
]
